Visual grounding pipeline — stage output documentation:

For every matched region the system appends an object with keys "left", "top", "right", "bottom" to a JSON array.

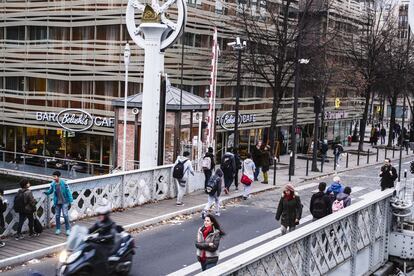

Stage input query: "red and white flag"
[{"left": 206, "top": 27, "right": 219, "bottom": 147}]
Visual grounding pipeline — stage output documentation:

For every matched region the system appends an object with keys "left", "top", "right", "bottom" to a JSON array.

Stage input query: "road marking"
[
  {"left": 167, "top": 215, "right": 314, "bottom": 276},
  {"left": 296, "top": 182, "right": 319, "bottom": 191}
]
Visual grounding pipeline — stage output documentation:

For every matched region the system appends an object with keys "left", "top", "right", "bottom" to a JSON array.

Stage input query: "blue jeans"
[
  {"left": 201, "top": 260, "right": 218, "bottom": 271},
  {"left": 55, "top": 203, "right": 70, "bottom": 231},
  {"left": 254, "top": 166, "right": 261, "bottom": 180}
]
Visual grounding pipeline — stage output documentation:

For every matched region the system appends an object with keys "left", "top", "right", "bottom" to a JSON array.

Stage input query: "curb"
[{"left": 0, "top": 185, "right": 278, "bottom": 269}]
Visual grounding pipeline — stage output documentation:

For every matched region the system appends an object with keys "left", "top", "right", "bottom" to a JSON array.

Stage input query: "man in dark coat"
[
  {"left": 220, "top": 149, "right": 236, "bottom": 194},
  {"left": 251, "top": 141, "right": 263, "bottom": 181},
  {"left": 310, "top": 182, "right": 332, "bottom": 220},
  {"left": 379, "top": 158, "right": 398, "bottom": 191},
  {"left": 202, "top": 147, "right": 216, "bottom": 193}
]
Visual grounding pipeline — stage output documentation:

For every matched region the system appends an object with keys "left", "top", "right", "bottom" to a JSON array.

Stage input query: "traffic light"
[
  {"left": 335, "top": 98, "right": 341, "bottom": 109},
  {"left": 313, "top": 96, "right": 322, "bottom": 114},
  {"left": 410, "top": 160, "right": 414, "bottom": 174}
]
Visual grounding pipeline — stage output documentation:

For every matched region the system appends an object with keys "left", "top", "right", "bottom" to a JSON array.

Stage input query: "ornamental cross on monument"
[{"left": 126, "top": 0, "right": 187, "bottom": 169}]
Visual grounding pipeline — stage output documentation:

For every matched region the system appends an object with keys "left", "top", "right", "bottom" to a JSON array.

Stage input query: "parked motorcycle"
[{"left": 56, "top": 225, "right": 135, "bottom": 276}]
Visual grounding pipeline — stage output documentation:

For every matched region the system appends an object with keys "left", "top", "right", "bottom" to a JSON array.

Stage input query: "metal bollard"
[
  {"left": 334, "top": 156, "right": 337, "bottom": 171},
  {"left": 357, "top": 150, "right": 360, "bottom": 166},
  {"left": 376, "top": 148, "right": 379, "bottom": 162},
  {"left": 273, "top": 157, "right": 277, "bottom": 186},
  {"left": 406, "top": 146, "right": 409, "bottom": 156},
  {"left": 346, "top": 153, "right": 349, "bottom": 168},
  {"left": 320, "top": 157, "right": 324, "bottom": 173},
  {"left": 367, "top": 149, "right": 370, "bottom": 164},
  {"left": 393, "top": 146, "right": 395, "bottom": 158},
  {"left": 306, "top": 158, "right": 309, "bottom": 176}
]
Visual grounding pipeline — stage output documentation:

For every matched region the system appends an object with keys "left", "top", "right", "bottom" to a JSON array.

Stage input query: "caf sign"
[
  {"left": 35, "top": 109, "right": 115, "bottom": 132},
  {"left": 217, "top": 111, "right": 256, "bottom": 131}
]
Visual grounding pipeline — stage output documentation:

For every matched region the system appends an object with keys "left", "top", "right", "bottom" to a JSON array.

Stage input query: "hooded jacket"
[
  {"left": 203, "top": 152, "right": 215, "bottom": 171},
  {"left": 173, "top": 156, "right": 194, "bottom": 182},
  {"left": 242, "top": 159, "right": 256, "bottom": 181},
  {"left": 336, "top": 192, "right": 351, "bottom": 208},
  {"left": 209, "top": 169, "right": 223, "bottom": 197},
  {"left": 44, "top": 179, "right": 73, "bottom": 207},
  {"left": 326, "top": 182, "right": 344, "bottom": 197},
  {"left": 275, "top": 192, "right": 302, "bottom": 227},
  {"left": 310, "top": 191, "right": 332, "bottom": 219},
  {"left": 17, "top": 188, "right": 37, "bottom": 214},
  {"left": 220, "top": 152, "right": 236, "bottom": 175}
]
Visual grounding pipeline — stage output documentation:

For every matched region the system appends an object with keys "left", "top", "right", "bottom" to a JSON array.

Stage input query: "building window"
[
  {"left": 6, "top": 26, "right": 25, "bottom": 41},
  {"left": 5, "top": 77, "right": 24, "bottom": 91},
  {"left": 28, "top": 26, "right": 47, "bottom": 41}
]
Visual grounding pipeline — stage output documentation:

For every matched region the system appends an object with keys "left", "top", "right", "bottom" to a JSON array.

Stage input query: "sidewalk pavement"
[{"left": 1, "top": 139, "right": 412, "bottom": 269}]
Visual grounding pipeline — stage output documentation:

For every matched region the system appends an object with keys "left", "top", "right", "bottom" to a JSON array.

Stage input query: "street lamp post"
[
  {"left": 123, "top": 43, "right": 131, "bottom": 171},
  {"left": 228, "top": 37, "right": 246, "bottom": 187}
]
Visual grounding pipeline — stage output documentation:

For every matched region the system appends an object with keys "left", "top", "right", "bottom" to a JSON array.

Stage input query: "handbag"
[
  {"left": 240, "top": 174, "right": 252, "bottom": 185},
  {"left": 33, "top": 215, "right": 43, "bottom": 234}
]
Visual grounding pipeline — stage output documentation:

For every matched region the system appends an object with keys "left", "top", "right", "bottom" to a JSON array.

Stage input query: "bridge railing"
[
  {"left": 1, "top": 165, "right": 177, "bottom": 236},
  {"left": 197, "top": 189, "right": 394, "bottom": 276}
]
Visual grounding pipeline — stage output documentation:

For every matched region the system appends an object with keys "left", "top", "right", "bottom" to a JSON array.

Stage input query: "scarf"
[
  {"left": 200, "top": 226, "right": 213, "bottom": 263},
  {"left": 284, "top": 191, "right": 294, "bottom": 201}
]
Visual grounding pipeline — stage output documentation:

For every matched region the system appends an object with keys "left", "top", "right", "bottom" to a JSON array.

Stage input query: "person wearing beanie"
[
  {"left": 275, "top": 183, "right": 303, "bottom": 235},
  {"left": 202, "top": 169, "right": 224, "bottom": 217}
]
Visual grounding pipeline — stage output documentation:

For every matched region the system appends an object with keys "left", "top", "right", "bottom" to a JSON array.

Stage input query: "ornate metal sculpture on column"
[{"left": 126, "top": 0, "right": 187, "bottom": 169}]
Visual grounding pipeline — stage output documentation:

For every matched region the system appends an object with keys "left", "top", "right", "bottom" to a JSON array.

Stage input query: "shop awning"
[{"left": 112, "top": 85, "right": 220, "bottom": 111}]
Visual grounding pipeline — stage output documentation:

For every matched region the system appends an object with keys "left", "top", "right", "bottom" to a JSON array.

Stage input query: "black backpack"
[
  {"left": 172, "top": 159, "right": 188, "bottom": 179},
  {"left": 13, "top": 191, "right": 25, "bottom": 213},
  {"left": 312, "top": 195, "right": 327, "bottom": 219},
  {"left": 221, "top": 156, "right": 233, "bottom": 172},
  {"left": 0, "top": 199, "right": 7, "bottom": 213},
  {"left": 206, "top": 175, "right": 219, "bottom": 196}
]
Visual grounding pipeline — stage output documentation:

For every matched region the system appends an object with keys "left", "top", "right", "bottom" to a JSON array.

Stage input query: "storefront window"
[
  {"left": 66, "top": 133, "right": 88, "bottom": 162},
  {"left": 45, "top": 129, "right": 64, "bottom": 157},
  {"left": 26, "top": 128, "right": 46, "bottom": 156}
]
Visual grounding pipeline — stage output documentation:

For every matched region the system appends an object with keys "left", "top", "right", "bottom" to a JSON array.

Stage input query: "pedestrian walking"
[
  {"left": 172, "top": 151, "right": 194, "bottom": 206},
  {"left": 380, "top": 127, "right": 386, "bottom": 144},
  {"left": 333, "top": 143, "right": 344, "bottom": 167},
  {"left": 14, "top": 178, "right": 38, "bottom": 240},
  {"left": 220, "top": 149, "right": 236, "bottom": 194},
  {"left": 310, "top": 182, "right": 332, "bottom": 220},
  {"left": 202, "top": 169, "right": 223, "bottom": 217},
  {"left": 275, "top": 184, "right": 303, "bottom": 235},
  {"left": 379, "top": 158, "right": 398, "bottom": 191},
  {"left": 320, "top": 140, "right": 328, "bottom": 164},
  {"left": 261, "top": 146, "right": 272, "bottom": 184},
  {"left": 195, "top": 214, "right": 225, "bottom": 271},
  {"left": 332, "top": 186, "right": 352, "bottom": 212},
  {"left": 202, "top": 147, "right": 215, "bottom": 193},
  {"left": 251, "top": 141, "right": 263, "bottom": 181},
  {"left": 233, "top": 148, "right": 242, "bottom": 190},
  {"left": 241, "top": 153, "right": 255, "bottom": 200},
  {"left": 0, "top": 189, "right": 6, "bottom": 247},
  {"left": 326, "top": 176, "right": 344, "bottom": 203},
  {"left": 44, "top": 171, "right": 73, "bottom": 235}
]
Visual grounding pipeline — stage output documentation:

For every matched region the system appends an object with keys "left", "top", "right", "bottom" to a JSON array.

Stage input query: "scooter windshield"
[{"left": 66, "top": 225, "right": 89, "bottom": 251}]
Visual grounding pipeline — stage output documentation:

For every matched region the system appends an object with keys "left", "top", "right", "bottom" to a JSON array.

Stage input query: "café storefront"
[{"left": 0, "top": 108, "right": 115, "bottom": 174}]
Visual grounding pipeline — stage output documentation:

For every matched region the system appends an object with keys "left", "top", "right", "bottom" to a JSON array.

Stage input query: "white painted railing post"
[
  {"left": 350, "top": 213, "right": 358, "bottom": 276},
  {"left": 302, "top": 236, "right": 311, "bottom": 276},
  {"left": 368, "top": 204, "right": 377, "bottom": 272},
  {"left": 45, "top": 194, "right": 50, "bottom": 229}
]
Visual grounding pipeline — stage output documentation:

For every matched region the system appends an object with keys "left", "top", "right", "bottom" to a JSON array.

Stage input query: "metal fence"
[
  {"left": 2, "top": 165, "right": 174, "bottom": 236},
  {"left": 197, "top": 189, "right": 394, "bottom": 276}
]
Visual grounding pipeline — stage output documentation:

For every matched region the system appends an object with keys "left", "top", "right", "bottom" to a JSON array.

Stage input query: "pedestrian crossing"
[{"left": 311, "top": 186, "right": 366, "bottom": 194}]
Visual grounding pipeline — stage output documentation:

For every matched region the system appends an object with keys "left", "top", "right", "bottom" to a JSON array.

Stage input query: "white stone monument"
[{"left": 126, "top": 0, "right": 187, "bottom": 169}]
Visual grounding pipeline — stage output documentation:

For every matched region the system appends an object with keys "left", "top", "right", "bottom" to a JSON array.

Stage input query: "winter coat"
[
  {"left": 209, "top": 170, "right": 223, "bottom": 197},
  {"left": 380, "top": 165, "right": 398, "bottom": 189},
  {"left": 310, "top": 191, "right": 332, "bottom": 219},
  {"left": 44, "top": 179, "right": 73, "bottom": 207},
  {"left": 261, "top": 151, "right": 272, "bottom": 172},
  {"left": 173, "top": 156, "right": 195, "bottom": 182},
  {"left": 242, "top": 159, "right": 256, "bottom": 181},
  {"left": 251, "top": 146, "right": 263, "bottom": 167},
  {"left": 326, "top": 182, "right": 344, "bottom": 197},
  {"left": 17, "top": 188, "right": 37, "bottom": 214},
  {"left": 275, "top": 192, "right": 302, "bottom": 228},
  {"left": 220, "top": 152, "right": 236, "bottom": 176},
  {"left": 336, "top": 192, "right": 351, "bottom": 208},
  {"left": 195, "top": 226, "right": 222, "bottom": 264},
  {"left": 203, "top": 152, "right": 215, "bottom": 171},
  {"left": 380, "top": 128, "right": 386, "bottom": 137}
]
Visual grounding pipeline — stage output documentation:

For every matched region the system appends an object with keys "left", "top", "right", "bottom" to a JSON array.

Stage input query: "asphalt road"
[{"left": 3, "top": 159, "right": 412, "bottom": 276}]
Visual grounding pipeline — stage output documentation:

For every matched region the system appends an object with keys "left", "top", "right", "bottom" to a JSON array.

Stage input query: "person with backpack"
[
  {"left": 379, "top": 158, "right": 398, "bottom": 191},
  {"left": 44, "top": 171, "right": 73, "bottom": 235},
  {"left": 202, "top": 169, "right": 223, "bottom": 217},
  {"left": 195, "top": 214, "right": 225, "bottom": 271},
  {"left": 275, "top": 183, "right": 303, "bottom": 235},
  {"left": 333, "top": 143, "right": 344, "bottom": 167},
  {"left": 320, "top": 140, "right": 328, "bottom": 164},
  {"left": 220, "top": 149, "right": 236, "bottom": 194},
  {"left": 15, "top": 178, "right": 38, "bottom": 240},
  {"left": 202, "top": 147, "right": 215, "bottom": 193},
  {"left": 172, "top": 151, "right": 194, "bottom": 206},
  {"left": 0, "top": 189, "right": 6, "bottom": 247},
  {"left": 233, "top": 148, "right": 242, "bottom": 190},
  {"left": 241, "top": 153, "right": 255, "bottom": 200},
  {"left": 310, "top": 182, "right": 332, "bottom": 220},
  {"left": 332, "top": 186, "right": 352, "bottom": 212}
]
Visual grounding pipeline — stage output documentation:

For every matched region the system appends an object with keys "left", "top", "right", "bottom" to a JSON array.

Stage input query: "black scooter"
[{"left": 56, "top": 225, "right": 135, "bottom": 276}]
